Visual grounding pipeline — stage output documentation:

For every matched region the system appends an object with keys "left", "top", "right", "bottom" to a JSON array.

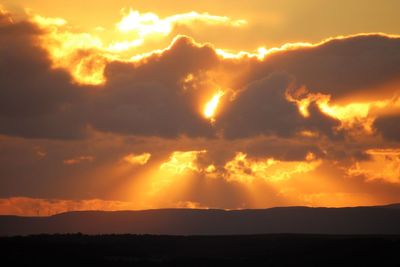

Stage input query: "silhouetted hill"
[{"left": 1, "top": 204, "right": 400, "bottom": 236}]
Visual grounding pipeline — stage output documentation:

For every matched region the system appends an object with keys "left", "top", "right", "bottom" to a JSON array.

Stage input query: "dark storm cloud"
[{"left": 373, "top": 114, "right": 400, "bottom": 142}]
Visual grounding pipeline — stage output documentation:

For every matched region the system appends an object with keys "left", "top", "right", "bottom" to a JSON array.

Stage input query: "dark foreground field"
[{"left": 1, "top": 234, "right": 400, "bottom": 266}]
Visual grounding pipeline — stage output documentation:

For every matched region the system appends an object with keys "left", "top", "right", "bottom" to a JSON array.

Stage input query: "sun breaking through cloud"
[
  {"left": 204, "top": 90, "right": 224, "bottom": 121},
  {"left": 1, "top": 1, "right": 400, "bottom": 215}
]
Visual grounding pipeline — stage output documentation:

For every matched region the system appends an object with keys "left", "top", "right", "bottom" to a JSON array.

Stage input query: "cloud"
[
  {"left": 107, "top": 9, "right": 247, "bottom": 60},
  {"left": 0, "top": 197, "right": 135, "bottom": 216},
  {"left": 63, "top": 156, "right": 95, "bottom": 165},
  {"left": 27, "top": 9, "right": 246, "bottom": 85},
  {"left": 1, "top": 133, "right": 400, "bottom": 213},
  {"left": 160, "top": 150, "right": 205, "bottom": 174},
  {"left": 0, "top": 12, "right": 87, "bottom": 139},
  {"left": 2, "top": 9, "right": 400, "bottom": 213},
  {"left": 251, "top": 34, "right": 400, "bottom": 101},
  {"left": 96, "top": 33, "right": 400, "bottom": 140},
  {"left": 116, "top": 9, "right": 246, "bottom": 35},
  {"left": 373, "top": 114, "right": 400, "bottom": 142},
  {"left": 91, "top": 36, "right": 218, "bottom": 138},
  {"left": 123, "top": 152, "right": 151, "bottom": 165},
  {"left": 0, "top": 196, "right": 214, "bottom": 216},
  {"left": 346, "top": 149, "right": 400, "bottom": 184},
  {"left": 242, "top": 136, "right": 325, "bottom": 161},
  {"left": 0, "top": 13, "right": 216, "bottom": 139},
  {"left": 223, "top": 151, "right": 320, "bottom": 183},
  {"left": 217, "top": 73, "right": 342, "bottom": 139},
  {"left": 2, "top": 8, "right": 400, "bottom": 142}
]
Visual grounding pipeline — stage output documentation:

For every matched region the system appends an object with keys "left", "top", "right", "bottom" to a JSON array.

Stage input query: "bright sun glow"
[{"left": 204, "top": 91, "right": 224, "bottom": 121}]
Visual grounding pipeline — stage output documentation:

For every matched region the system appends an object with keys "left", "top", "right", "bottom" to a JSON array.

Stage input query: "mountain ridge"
[
  {"left": 1, "top": 203, "right": 400, "bottom": 236},
  {"left": 15, "top": 202, "right": 400, "bottom": 218}
]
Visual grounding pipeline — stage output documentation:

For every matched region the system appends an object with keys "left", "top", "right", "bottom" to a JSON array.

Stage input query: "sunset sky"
[{"left": 1, "top": 0, "right": 400, "bottom": 216}]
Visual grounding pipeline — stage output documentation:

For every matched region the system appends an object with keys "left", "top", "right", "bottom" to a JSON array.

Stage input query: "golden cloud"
[
  {"left": 347, "top": 149, "right": 400, "bottom": 184},
  {"left": 117, "top": 10, "right": 246, "bottom": 33},
  {"left": 224, "top": 152, "right": 321, "bottom": 183},
  {"left": 63, "top": 156, "right": 95, "bottom": 165},
  {"left": 0, "top": 197, "right": 135, "bottom": 216},
  {"left": 123, "top": 152, "right": 151, "bottom": 165},
  {"left": 160, "top": 150, "right": 206, "bottom": 174}
]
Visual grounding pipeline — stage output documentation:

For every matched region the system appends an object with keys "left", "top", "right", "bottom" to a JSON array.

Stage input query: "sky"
[{"left": 1, "top": 0, "right": 400, "bottom": 216}]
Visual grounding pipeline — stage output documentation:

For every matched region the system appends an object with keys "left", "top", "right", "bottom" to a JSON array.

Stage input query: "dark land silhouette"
[
  {"left": 2, "top": 204, "right": 400, "bottom": 266},
  {"left": 1, "top": 234, "right": 400, "bottom": 266},
  {"left": 1, "top": 204, "right": 400, "bottom": 236}
]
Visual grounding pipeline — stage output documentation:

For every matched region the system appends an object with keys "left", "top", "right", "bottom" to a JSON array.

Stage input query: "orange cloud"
[
  {"left": 224, "top": 152, "right": 321, "bottom": 183},
  {"left": 160, "top": 150, "right": 205, "bottom": 174},
  {"left": 113, "top": 9, "right": 246, "bottom": 51},
  {"left": 286, "top": 87, "right": 399, "bottom": 135},
  {"left": 0, "top": 197, "right": 135, "bottom": 216},
  {"left": 24, "top": 9, "right": 246, "bottom": 86},
  {"left": 123, "top": 152, "right": 151, "bottom": 165},
  {"left": 347, "top": 149, "right": 400, "bottom": 184},
  {"left": 374, "top": 112, "right": 400, "bottom": 141},
  {"left": 174, "top": 201, "right": 210, "bottom": 209},
  {"left": 63, "top": 156, "right": 94, "bottom": 165}
]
